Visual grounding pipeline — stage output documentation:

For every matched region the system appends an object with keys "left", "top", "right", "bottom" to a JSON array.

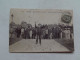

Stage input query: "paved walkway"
[{"left": 9, "top": 39, "right": 70, "bottom": 52}]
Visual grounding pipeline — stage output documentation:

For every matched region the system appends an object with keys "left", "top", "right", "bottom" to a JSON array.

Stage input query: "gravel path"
[{"left": 9, "top": 39, "right": 70, "bottom": 52}]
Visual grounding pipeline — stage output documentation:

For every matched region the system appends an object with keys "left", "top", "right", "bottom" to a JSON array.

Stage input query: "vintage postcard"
[{"left": 9, "top": 9, "right": 74, "bottom": 52}]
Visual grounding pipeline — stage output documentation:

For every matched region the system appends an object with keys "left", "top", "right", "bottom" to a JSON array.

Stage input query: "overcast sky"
[{"left": 10, "top": 9, "right": 73, "bottom": 27}]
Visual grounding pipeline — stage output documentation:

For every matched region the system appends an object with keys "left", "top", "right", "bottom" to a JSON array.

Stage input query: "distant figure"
[
  {"left": 60, "top": 29, "right": 62, "bottom": 39},
  {"left": 30, "top": 29, "right": 32, "bottom": 39},
  {"left": 24, "top": 28, "right": 30, "bottom": 39},
  {"left": 21, "top": 28, "right": 24, "bottom": 38},
  {"left": 70, "top": 27, "right": 73, "bottom": 39},
  {"left": 24, "top": 28, "right": 27, "bottom": 39},
  {"left": 65, "top": 28, "right": 70, "bottom": 39},
  {"left": 26, "top": 28, "right": 30, "bottom": 39},
  {"left": 58, "top": 27, "right": 61, "bottom": 39},
  {"left": 36, "top": 24, "right": 42, "bottom": 45},
  {"left": 52, "top": 27, "right": 56, "bottom": 39},
  {"left": 50, "top": 32, "right": 53, "bottom": 39},
  {"left": 42, "top": 29, "right": 46, "bottom": 39},
  {"left": 48, "top": 28, "right": 52, "bottom": 39},
  {"left": 62, "top": 29, "right": 65, "bottom": 39},
  {"left": 16, "top": 27, "right": 21, "bottom": 38},
  {"left": 32, "top": 28, "right": 36, "bottom": 39},
  {"left": 45, "top": 28, "right": 49, "bottom": 39}
]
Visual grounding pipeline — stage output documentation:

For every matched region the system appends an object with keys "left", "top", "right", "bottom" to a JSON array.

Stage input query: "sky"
[{"left": 10, "top": 9, "right": 73, "bottom": 27}]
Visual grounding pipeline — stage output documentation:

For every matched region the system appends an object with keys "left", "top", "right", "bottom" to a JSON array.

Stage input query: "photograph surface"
[{"left": 9, "top": 9, "right": 74, "bottom": 52}]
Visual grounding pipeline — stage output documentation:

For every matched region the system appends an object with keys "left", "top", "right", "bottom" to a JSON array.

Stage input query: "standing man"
[
  {"left": 52, "top": 27, "right": 56, "bottom": 39},
  {"left": 45, "top": 27, "right": 49, "bottom": 39},
  {"left": 21, "top": 27, "right": 24, "bottom": 38},
  {"left": 30, "top": 29, "right": 32, "bottom": 39},
  {"left": 32, "top": 28, "right": 36, "bottom": 39},
  {"left": 24, "top": 28, "right": 27, "bottom": 39},
  {"left": 16, "top": 25, "right": 21, "bottom": 38},
  {"left": 36, "top": 24, "right": 42, "bottom": 45}
]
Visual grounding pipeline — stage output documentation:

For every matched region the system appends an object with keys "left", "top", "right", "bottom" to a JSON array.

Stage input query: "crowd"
[{"left": 9, "top": 23, "right": 73, "bottom": 40}]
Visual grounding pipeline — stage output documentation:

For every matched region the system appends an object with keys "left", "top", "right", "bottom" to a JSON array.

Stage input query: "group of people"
[{"left": 10, "top": 23, "right": 73, "bottom": 45}]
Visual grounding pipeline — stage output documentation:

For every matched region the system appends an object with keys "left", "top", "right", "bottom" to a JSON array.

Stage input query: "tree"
[{"left": 21, "top": 21, "right": 27, "bottom": 28}]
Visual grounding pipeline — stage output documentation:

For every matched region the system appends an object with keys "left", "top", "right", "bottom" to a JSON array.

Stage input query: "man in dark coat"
[
  {"left": 24, "top": 28, "right": 30, "bottom": 39},
  {"left": 52, "top": 27, "right": 56, "bottom": 39},
  {"left": 15, "top": 27, "right": 21, "bottom": 38},
  {"left": 32, "top": 28, "right": 36, "bottom": 39},
  {"left": 36, "top": 24, "right": 42, "bottom": 45}
]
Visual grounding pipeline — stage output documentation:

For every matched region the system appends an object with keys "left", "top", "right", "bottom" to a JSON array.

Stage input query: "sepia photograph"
[{"left": 9, "top": 9, "right": 74, "bottom": 52}]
